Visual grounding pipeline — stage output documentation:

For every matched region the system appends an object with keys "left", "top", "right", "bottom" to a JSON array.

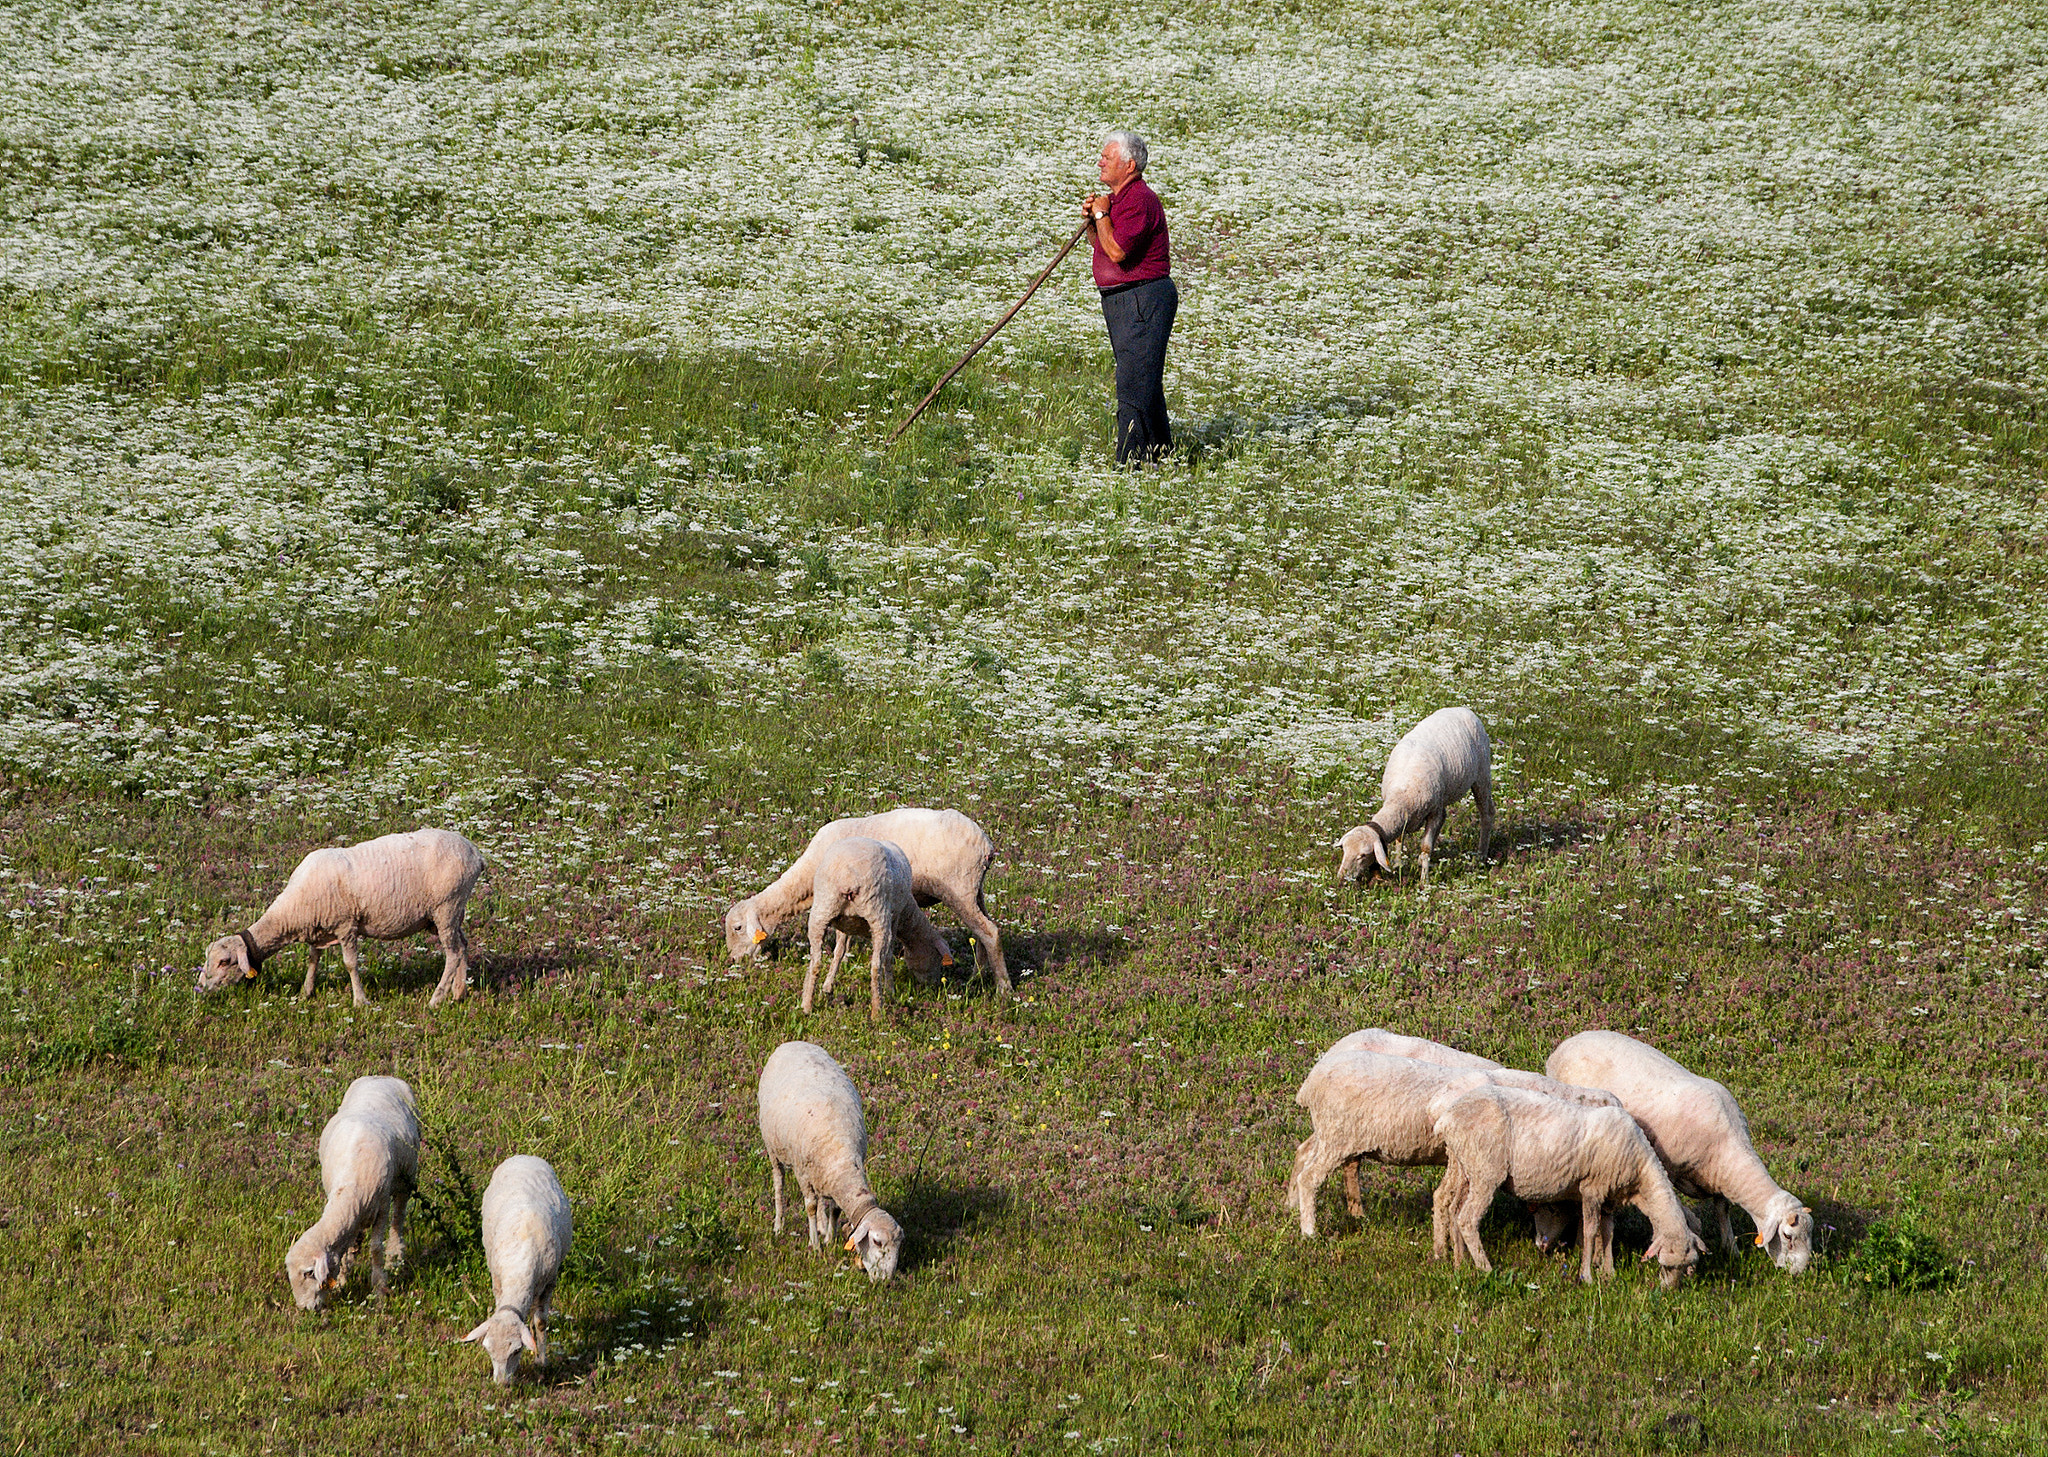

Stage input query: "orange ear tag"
[
  {"left": 752, "top": 931, "right": 767, "bottom": 944},
  {"left": 1755, "top": 1232, "right": 1768, "bottom": 1247},
  {"left": 245, "top": 966, "right": 258, "bottom": 980},
  {"left": 941, "top": 955, "right": 955, "bottom": 967}
]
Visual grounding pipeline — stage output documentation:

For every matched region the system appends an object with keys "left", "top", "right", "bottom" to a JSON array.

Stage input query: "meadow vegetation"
[{"left": 2, "top": 0, "right": 2046, "bottom": 1450}]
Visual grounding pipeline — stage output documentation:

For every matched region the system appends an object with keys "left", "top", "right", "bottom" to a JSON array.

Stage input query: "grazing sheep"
[
  {"left": 461, "top": 1156, "right": 572, "bottom": 1386},
  {"left": 1546, "top": 1030, "right": 1814, "bottom": 1273},
  {"left": 1434, "top": 1084, "right": 1706, "bottom": 1287},
  {"left": 1320, "top": 1028, "right": 1503, "bottom": 1071},
  {"left": 723, "top": 808, "right": 1010, "bottom": 995},
  {"left": 195, "top": 829, "right": 485, "bottom": 1007},
  {"left": 757, "top": 1041, "right": 902, "bottom": 1282},
  {"left": 284, "top": 1076, "right": 420, "bottom": 1310},
  {"left": 1284, "top": 1049, "right": 1623, "bottom": 1241},
  {"left": 1313, "top": 1029, "right": 1502, "bottom": 1217},
  {"left": 1335, "top": 707, "right": 1494, "bottom": 887},
  {"left": 797, "top": 837, "right": 951, "bottom": 1018},
  {"left": 816, "top": 844, "right": 957, "bottom": 1003}
]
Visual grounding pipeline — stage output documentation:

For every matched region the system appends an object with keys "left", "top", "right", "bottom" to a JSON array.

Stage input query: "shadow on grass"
[
  {"left": 892, "top": 1176, "right": 1011, "bottom": 1273},
  {"left": 474, "top": 945, "right": 593, "bottom": 996},
  {"left": 1498, "top": 816, "right": 1603, "bottom": 860},
  {"left": 1007, "top": 927, "right": 1134, "bottom": 982},
  {"left": 557, "top": 1287, "right": 729, "bottom": 1381}
]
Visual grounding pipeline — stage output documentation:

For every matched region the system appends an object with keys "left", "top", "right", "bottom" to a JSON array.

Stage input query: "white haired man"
[{"left": 1082, "top": 130, "right": 1175, "bottom": 466}]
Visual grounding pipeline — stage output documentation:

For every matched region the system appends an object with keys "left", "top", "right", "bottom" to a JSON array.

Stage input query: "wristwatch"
[{"left": 1092, "top": 209, "right": 1108, "bottom": 220}]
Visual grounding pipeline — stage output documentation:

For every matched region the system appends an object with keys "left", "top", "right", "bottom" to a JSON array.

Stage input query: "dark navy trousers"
[{"left": 1100, "top": 276, "right": 1177, "bottom": 466}]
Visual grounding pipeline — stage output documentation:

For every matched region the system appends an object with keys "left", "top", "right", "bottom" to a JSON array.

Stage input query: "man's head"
[{"left": 1098, "top": 130, "right": 1148, "bottom": 192}]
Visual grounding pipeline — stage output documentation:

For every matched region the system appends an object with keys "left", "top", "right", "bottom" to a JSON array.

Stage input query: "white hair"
[{"left": 1102, "top": 130, "right": 1148, "bottom": 174}]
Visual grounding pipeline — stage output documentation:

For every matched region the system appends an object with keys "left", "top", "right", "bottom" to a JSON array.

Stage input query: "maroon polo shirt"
[{"left": 1091, "top": 178, "right": 1170, "bottom": 290}]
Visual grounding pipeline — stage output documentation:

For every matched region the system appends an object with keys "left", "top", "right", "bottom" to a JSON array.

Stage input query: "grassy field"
[{"left": 4, "top": 0, "right": 2048, "bottom": 1451}]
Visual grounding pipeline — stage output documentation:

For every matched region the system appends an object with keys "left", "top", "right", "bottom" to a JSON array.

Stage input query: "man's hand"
[{"left": 1083, "top": 193, "right": 1109, "bottom": 218}]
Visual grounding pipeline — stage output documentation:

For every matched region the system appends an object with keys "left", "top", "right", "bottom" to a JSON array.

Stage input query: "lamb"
[
  {"left": 1335, "top": 707, "right": 1495, "bottom": 887},
  {"left": 461, "top": 1156, "right": 572, "bottom": 1386},
  {"left": 757, "top": 1040, "right": 903, "bottom": 1282},
  {"left": 284, "top": 1076, "right": 420, "bottom": 1310},
  {"left": 1284, "top": 1048, "right": 1624, "bottom": 1242},
  {"left": 723, "top": 807, "right": 1010, "bottom": 995},
  {"left": 1434, "top": 1084, "right": 1706, "bottom": 1288},
  {"left": 194, "top": 828, "right": 485, "bottom": 1007},
  {"left": 1546, "top": 1029, "right": 1814, "bottom": 1274},
  {"left": 797, "top": 837, "right": 954, "bottom": 1017}
]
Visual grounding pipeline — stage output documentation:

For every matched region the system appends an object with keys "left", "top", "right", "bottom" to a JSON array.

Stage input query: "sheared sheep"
[
  {"left": 799, "top": 837, "right": 952, "bottom": 1018},
  {"left": 1285, "top": 1049, "right": 1623, "bottom": 1243},
  {"left": 1336, "top": 707, "right": 1494, "bottom": 887},
  {"left": 1547, "top": 1029, "right": 1814, "bottom": 1273},
  {"left": 461, "top": 1156, "right": 572, "bottom": 1386},
  {"left": 284, "top": 1076, "right": 420, "bottom": 1310},
  {"left": 758, "top": 1040, "right": 902, "bottom": 1282},
  {"left": 723, "top": 808, "right": 1010, "bottom": 995},
  {"left": 195, "top": 829, "right": 485, "bottom": 1007},
  {"left": 1434, "top": 1084, "right": 1706, "bottom": 1287},
  {"left": 1312, "top": 1028, "right": 1502, "bottom": 1218}
]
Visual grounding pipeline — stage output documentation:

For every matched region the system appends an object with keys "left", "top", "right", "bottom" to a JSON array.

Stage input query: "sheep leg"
[
  {"left": 1290, "top": 1135, "right": 1354, "bottom": 1238},
  {"left": 429, "top": 916, "right": 469, "bottom": 1007},
  {"left": 1417, "top": 810, "right": 1447, "bottom": 887},
  {"left": 339, "top": 934, "right": 369, "bottom": 1006},
  {"left": 1578, "top": 1195, "right": 1603, "bottom": 1285},
  {"left": 386, "top": 1183, "right": 409, "bottom": 1271},
  {"left": 798, "top": 1172, "right": 823, "bottom": 1249},
  {"left": 1432, "top": 1166, "right": 1465, "bottom": 1261},
  {"left": 1598, "top": 1211, "right": 1617, "bottom": 1277},
  {"left": 869, "top": 917, "right": 896, "bottom": 1020},
  {"left": 1343, "top": 1157, "right": 1367, "bottom": 1218},
  {"left": 772, "top": 1162, "right": 786, "bottom": 1236},
  {"left": 534, "top": 1281, "right": 554, "bottom": 1366},
  {"left": 1452, "top": 1175, "right": 1493, "bottom": 1273},
  {"left": 956, "top": 890, "right": 1012, "bottom": 996},
  {"left": 802, "top": 905, "right": 832, "bottom": 1014},
  {"left": 300, "top": 946, "right": 320, "bottom": 999},
  {"left": 368, "top": 1203, "right": 391, "bottom": 1295},
  {"left": 1472, "top": 780, "right": 1495, "bottom": 863},
  {"left": 1714, "top": 1196, "right": 1737, "bottom": 1253},
  {"left": 821, "top": 931, "right": 850, "bottom": 999}
]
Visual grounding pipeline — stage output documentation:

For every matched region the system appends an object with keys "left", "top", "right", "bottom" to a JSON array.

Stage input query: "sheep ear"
[
  {"left": 1370, "top": 834, "right": 1391, "bottom": 872},
  {"left": 518, "top": 1319, "right": 539, "bottom": 1355},
  {"left": 1800, "top": 1206, "right": 1812, "bottom": 1217},
  {"left": 1331, "top": 838, "right": 1346, "bottom": 849},
  {"left": 460, "top": 1320, "right": 490, "bottom": 1344},
  {"left": 312, "top": 1252, "right": 331, "bottom": 1286},
  {"left": 234, "top": 939, "right": 254, "bottom": 978}
]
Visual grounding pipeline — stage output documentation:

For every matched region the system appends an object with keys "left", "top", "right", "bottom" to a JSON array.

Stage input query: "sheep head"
[
  {"left": 285, "top": 1239, "right": 339, "bottom": 1311},
  {"left": 845, "top": 1207, "right": 902, "bottom": 1283},
  {"left": 722, "top": 900, "right": 768, "bottom": 962},
  {"left": 1643, "top": 1226, "right": 1707, "bottom": 1289},
  {"left": 462, "top": 1307, "right": 539, "bottom": 1386},
  {"left": 1757, "top": 1194, "right": 1815, "bottom": 1275},
  {"left": 196, "top": 933, "right": 259, "bottom": 993},
  {"left": 1530, "top": 1202, "right": 1576, "bottom": 1255},
  {"left": 1334, "top": 825, "right": 1391, "bottom": 884}
]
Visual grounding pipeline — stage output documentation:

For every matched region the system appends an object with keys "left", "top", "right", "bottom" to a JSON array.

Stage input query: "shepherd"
[{"left": 1084, "top": 130, "right": 1175, "bottom": 466}]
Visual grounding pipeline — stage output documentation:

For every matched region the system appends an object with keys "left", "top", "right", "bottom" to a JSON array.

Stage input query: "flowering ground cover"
[{"left": 3, "top": 0, "right": 2046, "bottom": 1449}]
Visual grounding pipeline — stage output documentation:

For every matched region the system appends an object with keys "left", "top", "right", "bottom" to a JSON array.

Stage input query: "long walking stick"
[{"left": 885, "top": 218, "right": 1091, "bottom": 445}]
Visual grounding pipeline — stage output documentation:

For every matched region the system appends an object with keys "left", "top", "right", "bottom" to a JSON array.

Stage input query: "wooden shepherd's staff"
[{"left": 884, "top": 218, "right": 1092, "bottom": 446}]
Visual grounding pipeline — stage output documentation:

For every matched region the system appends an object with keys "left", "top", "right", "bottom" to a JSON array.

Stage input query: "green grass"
[{"left": 6, "top": 0, "right": 2048, "bottom": 1449}]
